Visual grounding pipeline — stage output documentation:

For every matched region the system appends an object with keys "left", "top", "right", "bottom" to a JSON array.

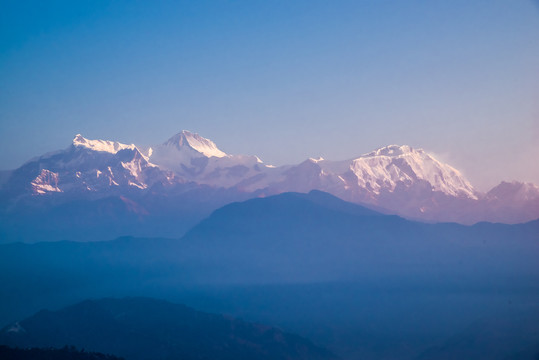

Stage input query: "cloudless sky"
[{"left": 1, "top": 0, "right": 538, "bottom": 190}]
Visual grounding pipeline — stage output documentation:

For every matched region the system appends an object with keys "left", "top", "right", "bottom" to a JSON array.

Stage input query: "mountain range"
[{"left": 0, "top": 130, "right": 537, "bottom": 242}]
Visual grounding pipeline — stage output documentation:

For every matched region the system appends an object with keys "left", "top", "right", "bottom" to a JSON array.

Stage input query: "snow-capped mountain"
[
  {"left": 4, "top": 134, "right": 169, "bottom": 198},
  {"left": 259, "top": 145, "right": 477, "bottom": 202},
  {"left": 0, "top": 130, "right": 537, "bottom": 242},
  {"left": 234, "top": 144, "right": 488, "bottom": 223},
  {"left": 150, "top": 131, "right": 268, "bottom": 188},
  {"left": 349, "top": 145, "right": 476, "bottom": 198},
  {"left": 4, "top": 132, "right": 479, "bottom": 203}
]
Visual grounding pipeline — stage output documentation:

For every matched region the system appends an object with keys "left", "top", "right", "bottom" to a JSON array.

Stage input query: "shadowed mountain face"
[
  {"left": 179, "top": 190, "right": 539, "bottom": 284},
  {"left": 0, "top": 182, "right": 255, "bottom": 243},
  {"left": 0, "top": 297, "right": 336, "bottom": 360}
]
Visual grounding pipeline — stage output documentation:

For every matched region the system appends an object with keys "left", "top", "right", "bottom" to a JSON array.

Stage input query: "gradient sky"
[{"left": 1, "top": 0, "right": 538, "bottom": 190}]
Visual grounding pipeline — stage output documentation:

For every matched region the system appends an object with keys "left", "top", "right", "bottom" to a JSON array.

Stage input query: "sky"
[{"left": 1, "top": 0, "right": 538, "bottom": 191}]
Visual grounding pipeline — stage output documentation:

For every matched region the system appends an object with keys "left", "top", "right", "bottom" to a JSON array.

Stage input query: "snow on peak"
[
  {"left": 73, "top": 134, "right": 136, "bottom": 154},
  {"left": 349, "top": 145, "right": 477, "bottom": 199},
  {"left": 362, "top": 144, "right": 421, "bottom": 158},
  {"left": 31, "top": 169, "right": 62, "bottom": 195},
  {"left": 164, "top": 130, "right": 227, "bottom": 158}
]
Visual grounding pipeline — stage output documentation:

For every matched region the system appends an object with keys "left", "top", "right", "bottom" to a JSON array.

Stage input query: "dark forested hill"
[
  {"left": 0, "top": 346, "right": 123, "bottom": 360},
  {"left": 0, "top": 297, "right": 337, "bottom": 360}
]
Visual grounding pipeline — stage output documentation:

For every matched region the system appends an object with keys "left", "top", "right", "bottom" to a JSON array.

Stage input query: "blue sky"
[{"left": 1, "top": 0, "right": 538, "bottom": 190}]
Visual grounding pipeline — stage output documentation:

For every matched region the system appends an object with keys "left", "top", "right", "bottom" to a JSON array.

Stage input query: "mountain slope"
[
  {"left": 180, "top": 190, "right": 539, "bottom": 283},
  {"left": 416, "top": 309, "right": 539, "bottom": 360},
  {"left": 0, "top": 297, "right": 336, "bottom": 360}
]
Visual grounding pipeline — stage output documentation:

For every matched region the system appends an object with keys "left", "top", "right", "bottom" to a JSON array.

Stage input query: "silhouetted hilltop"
[
  {"left": 181, "top": 190, "right": 539, "bottom": 283},
  {"left": 0, "top": 297, "right": 337, "bottom": 360},
  {"left": 0, "top": 345, "right": 123, "bottom": 360}
]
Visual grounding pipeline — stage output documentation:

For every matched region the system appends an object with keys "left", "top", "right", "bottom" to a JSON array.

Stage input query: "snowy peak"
[
  {"left": 349, "top": 145, "right": 477, "bottom": 199},
  {"left": 362, "top": 144, "right": 420, "bottom": 158},
  {"left": 308, "top": 157, "right": 325, "bottom": 163},
  {"left": 73, "top": 134, "right": 136, "bottom": 154},
  {"left": 163, "top": 130, "right": 227, "bottom": 158},
  {"left": 150, "top": 130, "right": 268, "bottom": 188}
]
